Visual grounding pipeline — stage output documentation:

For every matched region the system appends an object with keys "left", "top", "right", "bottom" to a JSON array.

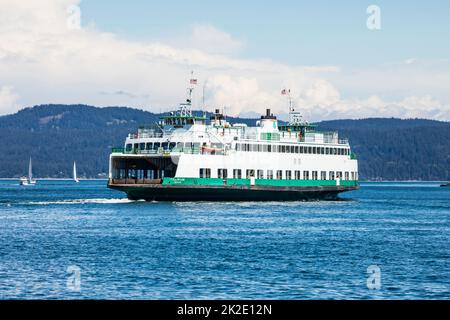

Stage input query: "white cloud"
[
  {"left": 206, "top": 75, "right": 279, "bottom": 115},
  {"left": 0, "top": 86, "right": 20, "bottom": 115},
  {"left": 0, "top": 0, "right": 449, "bottom": 122},
  {"left": 190, "top": 24, "right": 244, "bottom": 55}
]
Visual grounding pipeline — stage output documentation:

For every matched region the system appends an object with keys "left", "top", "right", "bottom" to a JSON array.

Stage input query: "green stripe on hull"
[{"left": 163, "top": 178, "right": 359, "bottom": 188}]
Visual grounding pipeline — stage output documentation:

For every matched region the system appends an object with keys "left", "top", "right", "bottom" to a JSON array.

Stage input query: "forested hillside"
[{"left": 0, "top": 105, "right": 449, "bottom": 180}]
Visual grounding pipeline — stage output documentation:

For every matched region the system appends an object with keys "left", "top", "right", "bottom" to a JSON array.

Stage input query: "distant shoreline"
[
  {"left": 0, "top": 178, "right": 108, "bottom": 181},
  {"left": 0, "top": 178, "right": 447, "bottom": 183}
]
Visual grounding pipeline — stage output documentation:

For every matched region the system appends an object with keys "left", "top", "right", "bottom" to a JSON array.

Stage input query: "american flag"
[{"left": 190, "top": 79, "right": 198, "bottom": 85}]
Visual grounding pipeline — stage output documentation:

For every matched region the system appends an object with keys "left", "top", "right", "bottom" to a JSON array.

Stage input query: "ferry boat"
[{"left": 108, "top": 80, "right": 359, "bottom": 201}]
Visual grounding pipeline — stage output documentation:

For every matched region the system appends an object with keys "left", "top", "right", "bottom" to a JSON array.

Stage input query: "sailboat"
[
  {"left": 20, "top": 157, "right": 37, "bottom": 186},
  {"left": 73, "top": 161, "right": 80, "bottom": 183}
]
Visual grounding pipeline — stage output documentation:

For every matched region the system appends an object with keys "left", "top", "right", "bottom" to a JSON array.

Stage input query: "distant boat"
[
  {"left": 441, "top": 183, "right": 450, "bottom": 187},
  {"left": 20, "top": 157, "right": 37, "bottom": 186},
  {"left": 73, "top": 161, "right": 80, "bottom": 183}
]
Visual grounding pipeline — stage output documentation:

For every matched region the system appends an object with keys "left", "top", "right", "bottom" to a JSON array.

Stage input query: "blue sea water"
[{"left": 0, "top": 180, "right": 449, "bottom": 300}]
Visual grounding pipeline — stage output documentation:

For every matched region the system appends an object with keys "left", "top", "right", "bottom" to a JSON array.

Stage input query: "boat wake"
[{"left": 27, "top": 198, "right": 137, "bottom": 205}]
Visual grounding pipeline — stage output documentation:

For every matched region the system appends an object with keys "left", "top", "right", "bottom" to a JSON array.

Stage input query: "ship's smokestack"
[{"left": 261, "top": 108, "right": 276, "bottom": 120}]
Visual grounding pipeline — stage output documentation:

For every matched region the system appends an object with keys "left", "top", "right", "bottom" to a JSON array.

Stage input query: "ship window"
[
  {"left": 126, "top": 144, "right": 132, "bottom": 151},
  {"left": 246, "top": 170, "right": 255, "bottom": 179},
  {"left": 351, "top": 172, "right": 355, "bottom": 180},
  {"left": 286, "top": 146, "right": 290, "bottom": 153},
  {"left": 146, "top": 143, "right": 152, "bottom": 150},
  {"left": 162, "top": 142, "right": 169, "bottom": 150},
  {"left": 267, "top": 170, "right": 274, "bottom": 180},
  {"left": 276, "top": 170, "right": 283, "bottom": 180},
  {"left": 212, "top": 143, "right": 223, "bottom": 149},
  {"left": 337, "top": 172, "right": 343, "bottom": 179},
  {"left": 286, "top": 171, "right": 292, "bottom": 180},
  {"left": 329, "top": 171, "right": 335, "bottom": 180},
  {"left": 320, "top": 147, "right": 325, "bottom": 154},
  {"left": 134, "top": 143, "right": 139, "bottom": 150},
  {"left": 291, "top": 146, "right": 295, "bottom": 153},
  {"left": 312, "top": 171, "right": 318, "bottom": 180},
  {"left": 303, "top": 171, "right": 310, "bottom": 180},
  {"left": 321, "top": 171, "right": 327, "bottom": 180},
  {"left": 345, "top": 172, "right": 350, "bottom": 180},
  {"left": 313, "top": 147, "right": 317, "bottom": 154},
  {"left": 234, "top": 169, "right": 242, "bottom": 179},
  {"left": 257, "top": 170, "right": 264, "bottom": 179},
  {"left": 139, "top": 143, "right": 146, "bottom": 150},
  {"left": 281, "top": 145, "right": 286, "bottom": 153},
  {"left": 295, "top": 171, "right": 301, "bottom": 180},
  {"left": 169, "top": 142, "right": 176, "bottom": 150},
  {"left": 236, "top": 144, "right": 241, "bottom": 151},
  {"left": 200, "top": 168, "right": 211, "bottom": 178},
  {"left": 218, "top": 169, "right": 228, "bottom": 179},
  {"left": 295, "top": 146, "right": 299, "bottom": 153},
  {"left": 154, "top": 142, "right": 161, "bottom": 150},
  {"left": 325, "top": 147, "right": 329, "bottom": 155},
  {"left": 263, "top": 145, "right": 268, "bottom": 152},
  {"left": 299, "top": 146, "right": 303, "bottom": 154}
]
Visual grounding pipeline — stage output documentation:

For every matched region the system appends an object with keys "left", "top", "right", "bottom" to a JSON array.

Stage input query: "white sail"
[
  {"left": 28, "top": 157, "right": 32, "bottom": 181},
  {"left": 73, "top": 161, "right": 80, "bottom": 183}
]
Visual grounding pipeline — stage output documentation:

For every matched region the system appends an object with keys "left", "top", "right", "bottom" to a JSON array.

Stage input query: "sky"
[{"left": 0, "top": 0, "right": 449, "bottom": 121}]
